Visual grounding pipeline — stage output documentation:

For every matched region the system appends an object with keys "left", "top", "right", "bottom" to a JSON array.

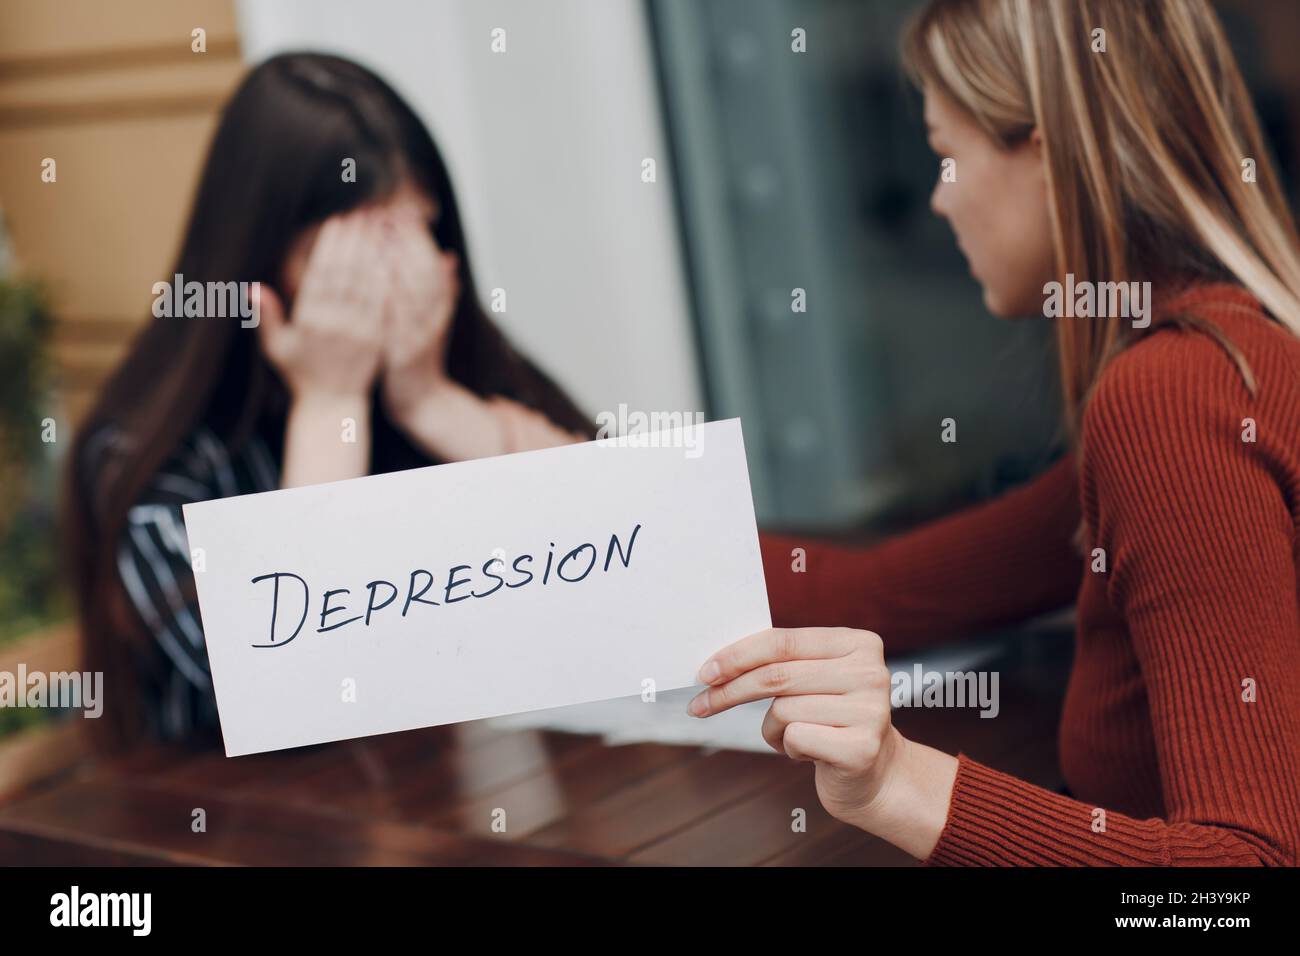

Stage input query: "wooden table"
[{"left": 0, "top": 642, "right": 1068, "bottom": 866}]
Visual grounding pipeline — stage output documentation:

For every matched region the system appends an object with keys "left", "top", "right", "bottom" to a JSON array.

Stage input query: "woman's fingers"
[
  {"left": 759, "top": 695, "right": 853, "bottom": 752},
  {"left": 382, "top": 218, "right": 459, "bottom": 368},
  {"left": 390, "top": 217, "right": 443, "bottom": 299},
  {"left": 334, "top": 213, "right": 374, "bottom": 304},
  {"left": 299, "top": 212, "right": 381, "bottom": 317},
  {"left": 332, "top": 213, "right": 372, "bottom": 304},
  {"left": 351, "top": 216, "right": 390, "bottom": 320},
  {"left": 386, "top": 230, "right": 424, "bottom": 307},
  {"left": 303, "top": 217, "right": 383, "bottom": 340},
  {"left": 782, "top": 722, "right": 862, "bottom": 768},
  {"left": 298, "top": 216, "right": 348, "bottom": 307},
  {"left": 688, "top": 656, "right": 856, "bottom": 717},
  {"left": 698, "top": 627, "right": 866, "bottom": 687}
]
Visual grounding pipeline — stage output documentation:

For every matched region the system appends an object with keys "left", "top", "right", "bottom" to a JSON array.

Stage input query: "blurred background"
[{"left": 1, "top": 0, "right": 1298, "bottom": 788}]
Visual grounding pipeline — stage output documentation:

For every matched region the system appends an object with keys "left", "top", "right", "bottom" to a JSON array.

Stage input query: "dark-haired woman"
[{"left": 67, "top": 53, "right": 589, "bottom": 748}]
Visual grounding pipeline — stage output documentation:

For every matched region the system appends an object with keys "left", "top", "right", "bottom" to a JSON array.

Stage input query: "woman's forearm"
[
  {"left": 281, "top": 391, "right": 372, "bottom": 488},
  {"left": 392, "top": 377, "right": 583, "bottom": 461},
  {"left": 761, "top": 458, "right": 1082, "bottom": 649}
]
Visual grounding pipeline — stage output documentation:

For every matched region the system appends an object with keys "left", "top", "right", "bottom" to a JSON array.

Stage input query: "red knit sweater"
[{"left": 760, "top": 283, "right": 1300, "bottom": 866}]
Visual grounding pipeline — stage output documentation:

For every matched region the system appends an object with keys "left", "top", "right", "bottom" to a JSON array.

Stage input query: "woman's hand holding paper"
[{"left": 691, "top": 627, "right": 959, "bottom": 859}]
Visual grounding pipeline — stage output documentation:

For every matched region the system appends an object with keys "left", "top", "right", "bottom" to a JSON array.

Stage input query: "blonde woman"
[{"left": 694, "top": 0, "right": 1300, "bottom": 865}]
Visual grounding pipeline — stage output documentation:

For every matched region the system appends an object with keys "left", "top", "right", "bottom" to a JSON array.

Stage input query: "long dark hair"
[{"left": 66, "top": 52, "right": 591, "bottom": 749}]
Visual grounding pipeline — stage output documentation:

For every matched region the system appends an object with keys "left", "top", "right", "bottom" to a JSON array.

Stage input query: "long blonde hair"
[{"left": 902, "top": 0, "right": 1300, "bottom": 430}]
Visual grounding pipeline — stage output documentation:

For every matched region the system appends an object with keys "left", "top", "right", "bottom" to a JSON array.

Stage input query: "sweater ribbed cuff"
[{"left": 923, "top": 753, "right": 1175, "bottom": 866}]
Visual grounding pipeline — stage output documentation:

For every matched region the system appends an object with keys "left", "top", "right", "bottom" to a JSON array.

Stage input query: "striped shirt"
[{"left": 113, "top": 425, "right": 279, "bottom": 740}]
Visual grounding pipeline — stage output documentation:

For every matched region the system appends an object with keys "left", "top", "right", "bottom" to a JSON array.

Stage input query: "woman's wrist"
[
  {"left": 384, "top": 371, "right": 460, "bottom": 432},
  {"left": 842, "top": 727, "right": 960, "bottom": 861},
  {"left": 282, "top": 389, "right": 372, "bottom": 487},
  {"left": 384, "top": 374, "right": 505, "bottom": 460},
  {"left": 382, "top": 362, "right": 452, "bottom": 422},
  {"left": 290, "top": 387, "right": 371, "bottom": 419}
]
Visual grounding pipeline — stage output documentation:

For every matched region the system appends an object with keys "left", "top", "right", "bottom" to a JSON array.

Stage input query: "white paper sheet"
[{"left": 182, "top": 418, "right": 771, "bottom": 756}]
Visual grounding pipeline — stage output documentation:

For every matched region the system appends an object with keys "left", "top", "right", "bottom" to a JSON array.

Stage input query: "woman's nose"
[{"left": 929, "top": 178, "right": 948, "bottom": 220}]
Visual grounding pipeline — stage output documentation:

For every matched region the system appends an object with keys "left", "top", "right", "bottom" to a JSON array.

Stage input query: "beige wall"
[{"left": 0, "top": 0, "right": 244, "bottom": 425}]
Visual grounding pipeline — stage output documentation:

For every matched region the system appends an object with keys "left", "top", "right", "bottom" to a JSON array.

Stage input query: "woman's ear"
[{"left": 1028, "top": 126, "right": 1045, "bottom": 156}]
